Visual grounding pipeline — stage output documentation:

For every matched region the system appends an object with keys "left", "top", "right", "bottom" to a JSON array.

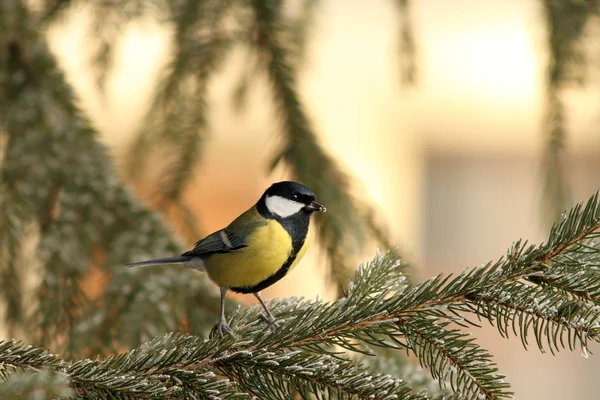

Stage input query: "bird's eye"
[{"left": 291, "top": 193, "right": 299, "bottom": 200}]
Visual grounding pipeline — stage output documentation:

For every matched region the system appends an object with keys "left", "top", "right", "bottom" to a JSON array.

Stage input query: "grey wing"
[{"left": 182, "top": 230, "right": 247, "bottom": 257}]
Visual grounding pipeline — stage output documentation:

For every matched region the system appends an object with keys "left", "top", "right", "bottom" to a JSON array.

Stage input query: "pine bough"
[{"left": 3, "top": 192, "right": 600, "bottom": 399}]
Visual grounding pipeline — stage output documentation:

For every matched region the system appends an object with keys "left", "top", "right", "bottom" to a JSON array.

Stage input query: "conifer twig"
[
  {"left": 5, "top": 191, "right": 600, "bottom": 398},
  {"left": 395, "top": 0, "right": 417, "bottom": 85},
  {"left": 250, "top": 0, "right": 393, "bottom": 293},
  {"left": 540, "top": 0, "right": 598, "bottom": 223},
  {"left": 0, "top": 0, "right": 223, "bottom": 354}
]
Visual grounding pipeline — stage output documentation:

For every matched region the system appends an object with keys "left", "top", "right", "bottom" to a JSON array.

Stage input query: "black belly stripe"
[{"left": 229, "top": 239, "right": 304, "bottom": 294}]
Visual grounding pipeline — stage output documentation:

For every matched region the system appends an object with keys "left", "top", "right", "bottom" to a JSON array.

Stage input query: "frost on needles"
[{"left": 3, "top": 192, "right": 600, "bottom": 399}]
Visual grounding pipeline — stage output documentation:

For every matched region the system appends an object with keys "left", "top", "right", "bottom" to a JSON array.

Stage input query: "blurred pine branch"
[
  {"left": 395, "top": 0, "right": 417, "bottom": 86},
  {"left": 251, "top": 0, "right": 394, "bottom": 296},
  {"left": 0, "top": 0, "right": 225, "bottom": 356},
  {"left": 540, "top": 0, "right": 599, "bottom": 225},
  {"left": 0, "top": 369, "right": 73, "bottom": 400},
  {"left": 113, "top": 0, "right": 397, "bottom": 292}
]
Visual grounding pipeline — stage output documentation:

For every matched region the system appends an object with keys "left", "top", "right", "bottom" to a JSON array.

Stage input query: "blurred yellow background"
[{"left": 43, "top": 0, "right": 600, "bottom": 398}]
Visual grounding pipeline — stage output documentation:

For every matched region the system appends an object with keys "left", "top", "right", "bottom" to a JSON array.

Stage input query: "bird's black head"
[{"left": 258, "top": 181, "right": 326, "bottom": 219}]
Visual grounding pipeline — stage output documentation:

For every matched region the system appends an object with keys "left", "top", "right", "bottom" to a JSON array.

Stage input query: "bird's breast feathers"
[{"left": 204, "top": 218, "right": 309, "bottom": 289}]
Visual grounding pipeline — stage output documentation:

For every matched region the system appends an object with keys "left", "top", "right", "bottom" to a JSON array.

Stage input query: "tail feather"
[{"left": 125, "top": 256, "right": 192, "bottom": 268}]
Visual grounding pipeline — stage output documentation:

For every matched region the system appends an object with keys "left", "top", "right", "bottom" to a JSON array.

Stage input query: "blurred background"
[{"left": 2, "top": 0, "right": 600, "bottom": 398}]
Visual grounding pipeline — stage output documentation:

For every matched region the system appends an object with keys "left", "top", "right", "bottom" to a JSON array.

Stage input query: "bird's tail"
[{"left": 125, "top": 256, "right": 192, "bottom": 268}]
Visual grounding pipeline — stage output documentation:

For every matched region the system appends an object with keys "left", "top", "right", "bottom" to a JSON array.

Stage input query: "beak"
[{"left": 305, "top": 201, "right": 326, "bottom": 212}]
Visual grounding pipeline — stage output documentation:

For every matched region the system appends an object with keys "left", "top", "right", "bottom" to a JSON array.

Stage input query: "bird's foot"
[
  {"left": 259, "top": 313, "right": 279, "bottom": 331},
  {"left": 210, "top": 320, "right": 234, "bottom": 338}
]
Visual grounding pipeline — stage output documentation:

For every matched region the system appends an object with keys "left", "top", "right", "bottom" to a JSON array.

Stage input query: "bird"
[{"left": 126, "top": 181, "right": 326, "bottom": 336}]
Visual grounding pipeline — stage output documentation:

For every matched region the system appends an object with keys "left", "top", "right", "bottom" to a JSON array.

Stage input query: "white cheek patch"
[{"left": 265, "top": 195, "right": 304, "bottom": 218}]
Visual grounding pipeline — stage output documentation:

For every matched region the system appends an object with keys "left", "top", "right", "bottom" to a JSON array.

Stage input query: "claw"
[
  {"left": 259, "top": 313, "right": 279, "bottom": 331},
  {"left": 254, "top": 291, "right": 279, "bottom": 331},
  {"left": 210, "top": 319, "right": 234, "bottom": 338}
]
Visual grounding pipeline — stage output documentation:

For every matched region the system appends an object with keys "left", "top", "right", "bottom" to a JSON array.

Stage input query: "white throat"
[{"left": 265, "top": 195, "right": 304, "bottom": 218}]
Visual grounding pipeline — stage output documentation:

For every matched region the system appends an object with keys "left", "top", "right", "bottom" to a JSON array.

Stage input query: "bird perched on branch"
[{"left": 126, "top": 181, "right": 326, "bottom": 336}]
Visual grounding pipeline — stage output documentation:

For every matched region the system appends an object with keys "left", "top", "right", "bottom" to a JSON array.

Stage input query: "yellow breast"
[{"left": 204, "top": 220, "right": 309, "bottom": 290}]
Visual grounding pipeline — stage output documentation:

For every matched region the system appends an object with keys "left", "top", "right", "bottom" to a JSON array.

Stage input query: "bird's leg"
[
  {"left": 254, "top": 291, "right": 279, "bottom": 330},
  {"left": 210, "top": 287, "right": 234, "bottom": 337}
]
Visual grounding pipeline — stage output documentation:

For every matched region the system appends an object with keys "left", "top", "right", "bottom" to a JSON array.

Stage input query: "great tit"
[{"left": 126, "top": 181, "right": 326, "bottom": 335}]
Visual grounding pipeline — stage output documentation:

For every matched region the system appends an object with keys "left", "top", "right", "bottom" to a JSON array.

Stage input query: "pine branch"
[
  {"left": 218, "top": 192, "right": 600, "bottom": 397},
  {"left": 230, "top": 47, "right": 261, "bottom": 112},
  {"left": 250, "top": 0, "right": 393, "bottom": 294},
  {"left": 0, "top": 335, "right": 423, "bottom": 400},
  {"left": 394, "top": 0, "right": 417, "bottom": 86},
  {"left": 124, "top": 0, "right": 232, "bottom": 187},
  {"left": 0, "top": 370, "right": 73, "bottom": 399},
  {"left": 356, "top": 346, "right": 445, "bottom": 397},
  {"left": 5, "top": 190, "right": 600, "bottom": 398},
  {"left": 286, "top": 0, "right": 320, "bottom": 66},
  {"left": 40, "top": 0, "right": 74, "bottom": 23},
  {"left": 540, "top": 0, "right": 599, "bottom": 224},
  {"left": 41, "top": 0, "right": 151, "bottom": 92},
  {"left": 0, "top": 3, "right": 90, "bottom": 354},
  {"left": 0, "top": 0, "right": 223, "bottom": 355},
  {"left": 541, "top": 88, "right": 569, "bottom": 224},
  {"left": 231, "top": 0, "right": 319, "bottom": 112},
  {"left": 0, "top": 340, "right": 62, "bottom": 379},
  {"left": 466, "top": 281, "right": 599, "bottom": 355},
  {"left": 395, "top": 316, "right": 510, "bottom": 399},
  {"left": 218, "top": 349, "right": 421, "bottom": 400},
  {"left": 87, "top": 2, "right": 123, "bottom": 94},
  {"left": 150, "top": 74, "right": 210, "bottom": 215},
  {"left": 122, "top": 0, "right": 239, "bottom": 246},
  {"left": 0, "top": 191, "right": 26, "bottom": 335},
  {"left": 0, "top": 336, "right": 240, "bottom": 399}
]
